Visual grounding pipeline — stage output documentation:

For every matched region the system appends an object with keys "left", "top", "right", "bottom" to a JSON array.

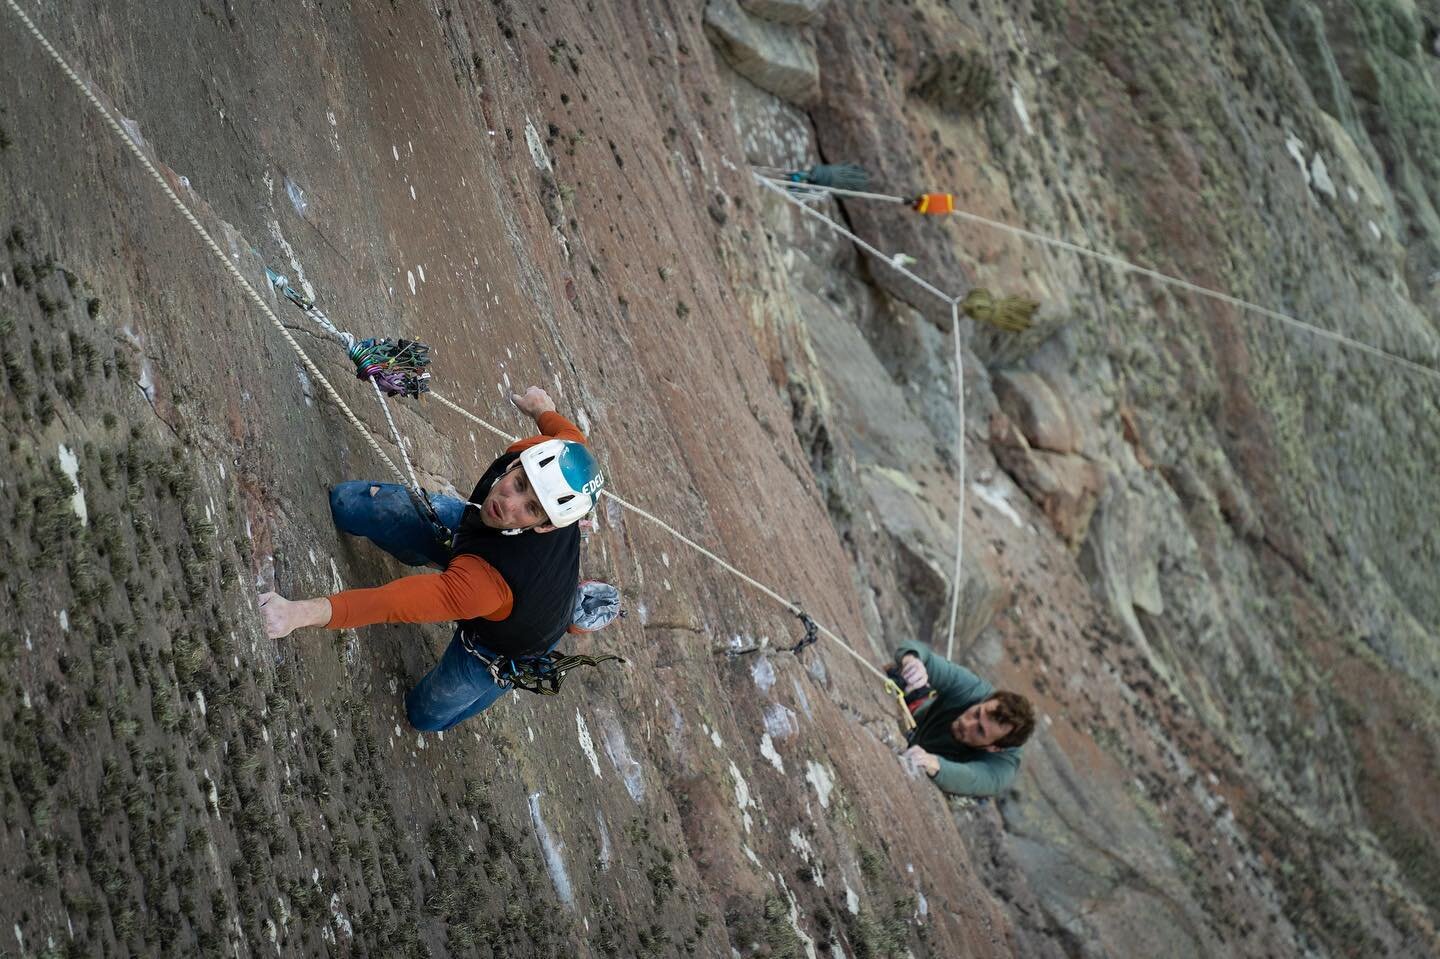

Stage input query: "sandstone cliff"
[{"left": 1, "top": 0, "right": 1437, "bottom": 956}]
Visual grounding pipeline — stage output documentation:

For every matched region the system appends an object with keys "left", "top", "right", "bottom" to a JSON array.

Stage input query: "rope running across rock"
[
  {"left": 4, "top": 0, "right": 912, "bottom": 717},
  {"left": 754, "top": 174, "right": 973, "bottom": 660},
  {"left": 756, "top": 176, "right": 1440, "bottom": 384}
]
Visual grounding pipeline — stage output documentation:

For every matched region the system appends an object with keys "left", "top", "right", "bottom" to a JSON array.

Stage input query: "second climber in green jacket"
[{"left": 890, "top": 640, "right": 1036, "bottom": 798}]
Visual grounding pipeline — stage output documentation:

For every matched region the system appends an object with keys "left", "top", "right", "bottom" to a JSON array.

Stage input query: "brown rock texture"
[{"left": 2, "top": 0, "right": 1439, "bottom": 957}]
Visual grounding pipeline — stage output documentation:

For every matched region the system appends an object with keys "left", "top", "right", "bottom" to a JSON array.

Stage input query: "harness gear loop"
[
  {"left": 460, "top": 637, "right": 626, "bottom": 696},
  {"left": 348, "top": 337, "right": 432, "bottom": 398}
]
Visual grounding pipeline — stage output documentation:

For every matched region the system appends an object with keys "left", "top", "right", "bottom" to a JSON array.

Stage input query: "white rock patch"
[
  {"left": 1285, "top": 134, "right": 1310, "bottom": 186},
  {"left": 760, "top": 733, "right": 785, "bottom": 773},
  {"left": 600, "top": 717, "right": 646, "bottom": 803},
  {"left": 576, "top": 710, "right": 602, "bottom": 777},
  {"left": 730, "top": 761, "right": 756, "bottom": 832},
  {"left": 1010, "top": 82, "right": 1034, "bottom": 136},
  {"left": 524, "top": 119, "right": 552, "bottom": 172},
  {"left": 527, "top": 793, "right": 575, "bottom": 907},
  {"left": 595, "top": 810, "right": 613, "bottom": 872},
  {"left": 57, "top": 444, "right": 87, "bottom": 526},
  {"left": 971, "top": 479, "right": 1025, "bottom": 528},
  {"left": 805, "top": 761, "right": 835, "bottom": 809},
  {"left": 763, "top": 703, "right": 799, "bottom": 740},
  {"left": 750, "top": 656, "right": 777, "bottom": 692},
  {"left": 1309, "top": 153, "right": 1336, "bottom": 198}
]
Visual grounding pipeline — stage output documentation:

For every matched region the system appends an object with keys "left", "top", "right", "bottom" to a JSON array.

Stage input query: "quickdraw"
[
  {"left": 265, "top": 267, "right": 432, "bottom": 397},
  {"left": 347, "top": 337, "right": 431, "bottom": 398},
  {"left": 789, "top": 609, "right": 819, "bottom": 653},
  {"left": 408, "top": 487, "right": 455, "bottom": 553}
]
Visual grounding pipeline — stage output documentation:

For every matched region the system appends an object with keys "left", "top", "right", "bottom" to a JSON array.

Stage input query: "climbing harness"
[
  {"left": 885, "top": 664, "right": 938, "bottom": 718},
  {"left": 459, "top": 636, "right": 626, "bottom": 696}
]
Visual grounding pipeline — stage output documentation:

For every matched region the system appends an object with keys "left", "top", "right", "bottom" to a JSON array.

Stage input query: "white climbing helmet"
[{"left": 519, "top": 439, "right": 604, "bottom": 528}]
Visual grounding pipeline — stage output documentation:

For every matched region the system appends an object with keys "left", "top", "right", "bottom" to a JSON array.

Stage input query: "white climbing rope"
[
  {"left": 755, "top": 176, "right": 958, "bottom": 305},
  {"left": 945, "top": 300, "right": 966, "bottom": 661},
  {"left": 756, "top": 175, "right": 1440, "bottom": 383},
  {"left": 6, "top": 0, "right": 905, "bottom": 699},
  {"left": 757, "top": 174, "right": 974, "bottom": 660},
  {"left": 372, "top": 379, "right": 422, "bottom": 492},
  {"left": 2, "top": 0, "right": 411, "bottom": 488},
  {"left": 596, "top": 488, "right": 892, "bottom": 681},
  {"left": 428, "top": 391, "right": 520, "bottom": 444}
]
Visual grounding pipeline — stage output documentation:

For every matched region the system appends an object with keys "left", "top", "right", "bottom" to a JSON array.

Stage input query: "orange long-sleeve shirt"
[{"left": 326, "top": 410, "right": 586, "bottom": 630}]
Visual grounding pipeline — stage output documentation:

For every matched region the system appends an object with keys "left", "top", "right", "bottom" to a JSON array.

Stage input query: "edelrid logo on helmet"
[{"left": 557, "top": 443, "right": 603, "bottom": 496}]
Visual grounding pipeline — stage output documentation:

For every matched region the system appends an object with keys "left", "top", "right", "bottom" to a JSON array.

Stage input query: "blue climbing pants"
[
  {"left": 329, "top": 481, "right": 551, "bottom": 731},
  {"left": 403, "top": 632, "right": 560, "bottom": 732},
  {"left": 329, "top": 481, "right": 465, "bottom": 568}
]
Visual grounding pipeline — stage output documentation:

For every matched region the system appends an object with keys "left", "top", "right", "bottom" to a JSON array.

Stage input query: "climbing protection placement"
[
  {"left": 752, "top": 160, "right": 1440, "bottom": 659},
  {"left": 3, "top": 0, "right": 922, "bottom": 727}
]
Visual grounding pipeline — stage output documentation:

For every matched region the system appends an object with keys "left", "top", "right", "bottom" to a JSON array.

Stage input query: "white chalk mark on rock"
[
  {"left": 576, "top": 710, "right": 602, "bottom": 777},
  {"left": 528, "top": 792, "right": 575, "bottom": 907},
  {"left": 761, "top": 733, "right": 785, "bottom": 773},
  {"left": 57, "top": 444, "right": 88, "bottom": 526},
  {"left": 805, "top": 761, "right": 834, "bottom": 809}
]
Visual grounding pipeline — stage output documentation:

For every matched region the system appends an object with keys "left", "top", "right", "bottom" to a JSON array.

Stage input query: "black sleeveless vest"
[{"left": 449, "top": 451, "right": 580, "bottom": 658}]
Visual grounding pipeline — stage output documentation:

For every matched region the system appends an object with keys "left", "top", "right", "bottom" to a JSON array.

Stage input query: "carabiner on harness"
[{"left": 460, "top": 637, "right": 626, "bottom": 696}]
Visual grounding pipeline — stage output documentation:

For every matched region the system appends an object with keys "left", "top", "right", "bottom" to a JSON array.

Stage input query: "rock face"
[
  {"left": 4, "top": 0, "right": 1440, "bottom": 957},
  {"left": 910, "top": 50, "right": 995, "bottom": 115},
  {"left": 738, "top": 0, "right": 826, "bottom": 26},
  {"left": 990, "top": 411, "right": 1102, "bottom": 548},
  {"left": 704, "top": 0, "right": 820, "bottom": 104},
  {"left": 721, "top": 0, "right": 1440, "bottom": 955},
  {"left": 993, "top": 370, "right": 1078, "bottom": 454}
]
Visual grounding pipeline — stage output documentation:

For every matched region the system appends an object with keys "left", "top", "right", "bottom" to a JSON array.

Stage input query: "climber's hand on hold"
[
  {"left": 899, "top": 653, "right": 929, "bottom": 692},
  {"left": 903, "top": 745, "right": 939, "bottom": 777},
  {"left": 259, "top": 592, "right": 331, "bottom": 640},
  {"left": 511, "top": 386, "right": 556, "bottom": 421}
]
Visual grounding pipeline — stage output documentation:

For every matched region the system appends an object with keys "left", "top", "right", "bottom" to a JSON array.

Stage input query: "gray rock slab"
[
  {"left": 705, "top": 0, "right": 820, "bottom": 105},
  {"left": 739, "top": 0, "right": 827, "bottom": 25}
]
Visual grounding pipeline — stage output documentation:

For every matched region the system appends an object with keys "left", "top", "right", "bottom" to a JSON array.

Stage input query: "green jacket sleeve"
[
  {"left": 930, "top": 750, "right": 1020, "bottom": 798},
  {"left": 894, "top": 639, "right": 993, "bottom": 703}
]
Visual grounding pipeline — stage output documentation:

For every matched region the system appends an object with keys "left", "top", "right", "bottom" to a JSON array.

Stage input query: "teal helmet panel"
[{"left": 557, "top": 442, "right": 605, "bottom": 498}]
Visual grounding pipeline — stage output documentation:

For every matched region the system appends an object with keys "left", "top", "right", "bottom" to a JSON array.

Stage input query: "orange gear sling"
[{"left": 911, "top": 193, "right": 956, "bottom": 215}]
